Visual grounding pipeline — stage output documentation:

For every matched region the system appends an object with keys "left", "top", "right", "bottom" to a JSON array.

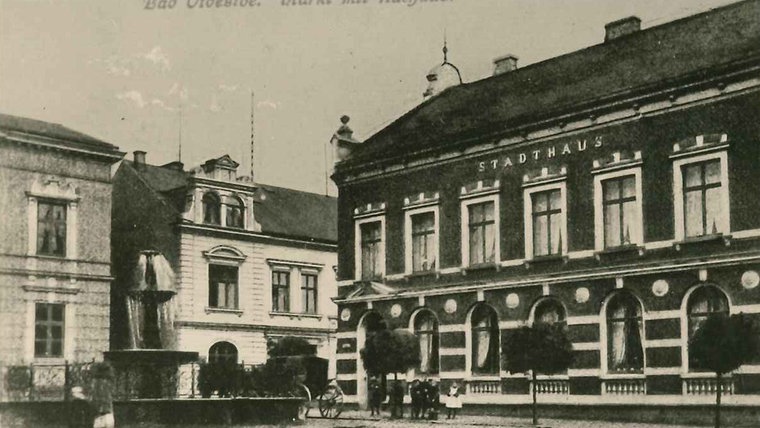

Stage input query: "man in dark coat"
[{"left": 368, "top": 376, "right": 383, "bottom": 416}]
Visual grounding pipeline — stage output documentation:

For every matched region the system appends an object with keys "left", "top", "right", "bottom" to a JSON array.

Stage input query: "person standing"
[
  {"left": 91, "top": 363, "right": 115, "bottom": 428},
  {"left": 368, "top": 376, "right": 382, "bottom": 417},
  {"left": 68, "top": 387, "right": 94, "bottom": 428},
  {"left": 445, "top": 382, "right": 462, "bottom": 420}
]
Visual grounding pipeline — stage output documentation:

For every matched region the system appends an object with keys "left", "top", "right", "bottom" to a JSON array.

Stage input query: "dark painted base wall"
[{"left": 0, "top": 398, "right": 303, "bottom": 428}]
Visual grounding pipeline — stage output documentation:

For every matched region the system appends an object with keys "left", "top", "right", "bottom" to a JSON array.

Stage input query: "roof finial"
[{"left": 442, "top": 28, "right": 448, "bottom": 63}]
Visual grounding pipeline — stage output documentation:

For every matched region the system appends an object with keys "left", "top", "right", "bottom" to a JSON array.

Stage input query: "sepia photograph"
[{"left": 1, "top": 0, "right": 760, "bottom": 427}]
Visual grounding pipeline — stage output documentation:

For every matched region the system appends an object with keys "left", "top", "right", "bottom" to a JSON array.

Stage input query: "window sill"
[
  {"left": 404, "top": 270, "right": 438, "bottom": 280},
  {"left": 602, "top": 372, "right": 645, "bottom": 380},
  {"left": 674, "top": 234, "right": 731, "bottom": 250},
  {"left": 594, "top": 245, "right": 644, "bottom": 260},
  {"left": 23, "top": 285, "right": 80, "bottom": 295},
  {"left": 462, "top": 263, "right": 499, "bottom": 275},
  {"left": 524, "top": 255, "right": 567, "bottom": 268},
  {"left": 32, "top": 358, "right": 66, "bottom": 366},
  {"left": 466, "top": 374, "right": 501, "bottom": 381},
  {"left": 269, "top": 311, "right": 322, "bottom": 320},
  {"left": 681, "top": 371, "right": 732, "bottom": 379},
  {"left": 204, "top": 307, "right": 243, "bottom": 317}
]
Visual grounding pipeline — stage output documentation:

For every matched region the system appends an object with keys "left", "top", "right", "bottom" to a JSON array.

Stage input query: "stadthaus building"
[{"left": 331, "top": 0, "right": 760, "bottom": 411}]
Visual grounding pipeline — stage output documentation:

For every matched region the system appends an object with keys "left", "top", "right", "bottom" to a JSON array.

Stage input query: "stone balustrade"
[
  {"left": 468, "top": 380, "right": 501, "bottom": 394},
  {"left": 533, "top": 379, "right": 569, "bottom": 394},
  {"left": 685, "top": 377, "right": 734, "bottom": 395},
  {"left": 604, "top": 378, "right": 646, "bottom": 395}
]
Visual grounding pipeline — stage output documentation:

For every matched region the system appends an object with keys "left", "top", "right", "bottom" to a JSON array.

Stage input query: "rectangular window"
[
  {"left": 532, "top": 190, "right": 562, "bottom": 257},
  {"left": 360, "top": 222, "right": 382, "bottom": 280},
  {"left": 468, "top": 202, "right": 495, "bottom": 265},
  {"left": 602, "top": 175, "right": 637, "bottom": 248},
  {"left": 35, "top": 303, "right": 64, "bottom": 358},
  {"left": 208, "top": 265, "right": 238, "bottom": 309},
  {"left": 272, "top": 271, "right": 290, "bottom": 312},
  {"left": 683, "top": 160, "right": 723, "bottom": 238},
  {"left": 37, "top": 200, "right": 67, "bottom": 256},
  {"left": 301, "top": 273, "right": 318, "bottom": 314},
  {"left": 411, "top": 212, "right": 436, "bottom": 272}
]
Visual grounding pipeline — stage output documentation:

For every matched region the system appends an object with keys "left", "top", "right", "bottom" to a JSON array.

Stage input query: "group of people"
[{"left": 367, "top": 377, "right": 463, "bottom": 420}]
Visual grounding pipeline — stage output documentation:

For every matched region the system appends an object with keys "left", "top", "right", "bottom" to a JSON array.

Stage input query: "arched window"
[
  {"left": 687, "top": 285, "right": 729, "bottom": 344},
  {"left": 606, "top": 292, "right": 644, "bottom": 372},
  {"left": 533, "top": 298, "right": 566, "bottom": 327},
  {"left": 202, "top": 192, "right": 221, "bottom": 225},
  {"left": 225, "top": 196, "right": 244, "bottom": 229},
  {"left": 209, "top": 341, "right": 238, "bottom": 364},
  {"left": 471, "top": 304, "right": 500, "bottom": 375},
  {"left": 414, "top": 311, "right": 439, "bottom": 375}
]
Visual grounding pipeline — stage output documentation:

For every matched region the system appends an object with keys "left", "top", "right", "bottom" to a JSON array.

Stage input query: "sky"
[{"left": 0, "top": 0, "right": 738, "bottom": 195}]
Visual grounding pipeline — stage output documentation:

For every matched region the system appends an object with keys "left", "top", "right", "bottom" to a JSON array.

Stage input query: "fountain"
[{"left": 105, "top": 250, "right": 198, "bottom": 399}]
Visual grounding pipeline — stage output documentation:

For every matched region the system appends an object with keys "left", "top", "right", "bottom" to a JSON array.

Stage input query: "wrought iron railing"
[{"left": 1, "top": 360, "right": 95, "bottom": 402}]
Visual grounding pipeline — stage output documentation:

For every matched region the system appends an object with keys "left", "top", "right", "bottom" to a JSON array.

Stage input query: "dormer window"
[
  {"left": 202, "top": 192, "right": 221, "bottom": 225},
  {"left": 225, "top": 196, "right": 244, "bottom": 229}
]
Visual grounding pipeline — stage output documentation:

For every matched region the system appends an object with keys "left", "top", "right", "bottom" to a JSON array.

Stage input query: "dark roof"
[
  {"left": 255, "top": 183, "right": 338, "bottom": 243},
  {"left": 0, "top": 113, "right": 119, "bottom": 153},
  {"left": 123, "top": 161, "right": 337, "bottom": 243},
  {"left": 344, "top": 0, "right": 760, "bottom": 166}
]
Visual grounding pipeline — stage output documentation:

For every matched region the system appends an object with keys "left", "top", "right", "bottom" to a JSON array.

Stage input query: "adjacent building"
[
  {"left": 331, "top": 0, "right": 760, "bottom": 410},
  {"left": 0, "top": 114, "right": 123, "bottom": 387},
  {"left": 111, "top": 152, "right": 338, "bottom": 372}
]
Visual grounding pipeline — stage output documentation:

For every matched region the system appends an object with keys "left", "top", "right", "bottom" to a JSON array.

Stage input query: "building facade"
[
  {"left": 0, "top": 114, "right": 123, "bottom": 374},
  {"left": 112, "top": 153, "right": 338, "bottom": 372},
  {"left": 331, "top": 0, "right": 760, "bottom": 409}
]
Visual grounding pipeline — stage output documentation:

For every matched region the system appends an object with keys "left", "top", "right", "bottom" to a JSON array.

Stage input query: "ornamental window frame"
[
  {"left": 26, "top": 177, "right": 79, "bottom": 259},
  {"left": 600, "top": 291, "right": 646, "bottom": 375},
  {"left": 203, "top": 246, "right": 246, "bottom": 313},
  {"left": 404, "top": 203, "right": 440, "bottom": 275},
  {"left": 466, "top": 303, "right": 501, "bottom": 377},
  {"left": 460, "top": 193, "right": 500, "bottom": 268},
  {"left": 523, "top": 180, "right": 567, "bottom": 260},
  {"left": 34, "top": 302, "right": 65, "bottom": 359},
  {"left": 681, "top": 284, "right": 730, "bottom": 372},
  {"left": 593, "top": 166, "right": 644, "bottom": 251},
  {"left": 409, "top": 308, "right": 440, "bottom": 376},
  {"left": 354, "top": 213, "right": 386, "bottom": 281},
  {"left": 672, "top": 143, "right": 729, "bottom": 242}
]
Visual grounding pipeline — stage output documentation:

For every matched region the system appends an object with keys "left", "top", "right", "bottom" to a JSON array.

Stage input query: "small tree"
[
  {"left": 360, "top": 328, "right": 420, "bottom": 418},
  {"left": 502, "top": 323, "right": 574, "bottom": 426},
  {"left": 689, "top": 313, "right": 759, "bottom": 428}
]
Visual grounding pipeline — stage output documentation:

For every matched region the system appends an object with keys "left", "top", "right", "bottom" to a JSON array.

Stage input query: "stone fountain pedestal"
[{"left": 107, "top": 251, "right": 199, "bottom": 399}]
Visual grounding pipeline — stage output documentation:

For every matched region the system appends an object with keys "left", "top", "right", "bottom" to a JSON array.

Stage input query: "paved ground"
[{"left": 297, "top": 410, "right": 704, "bottom": 428}]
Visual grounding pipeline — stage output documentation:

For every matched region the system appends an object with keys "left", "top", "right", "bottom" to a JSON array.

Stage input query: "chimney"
[
  {"left": 133, "top": 150, "right": 146, "bottom": 167},
  {"left": 493, "top": 54, "right": 518, "bottom": 76},
  {"left": 604, "top": 16, "right": 641, "bottom": 42}
]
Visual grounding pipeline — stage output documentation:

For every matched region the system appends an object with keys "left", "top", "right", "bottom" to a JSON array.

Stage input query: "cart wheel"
[
  {"left": 318, "top": 385, "right": 344, "bottom": 418},
  {"left": 296, "top": 384, "right": 311, "bottom": 420}
]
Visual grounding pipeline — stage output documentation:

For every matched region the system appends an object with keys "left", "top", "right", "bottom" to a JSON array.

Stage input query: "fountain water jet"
[{"left": 106, "top": 250, "right": 198, "bottom": 398}]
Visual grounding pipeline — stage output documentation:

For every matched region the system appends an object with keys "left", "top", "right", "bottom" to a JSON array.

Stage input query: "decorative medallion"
[
  {"left": 652, "top": 279, "right": 669, "bottom": 297},
  {"left": 741, "top": 270, "right": 760, "bottom": 290},
  {"left": 340, "top": 308, "right": 351, "bottom": 322},
  {"left": 575, "top": 287, "right": 590, "bottom": 304},
  {"left": 506, "top": 293, "right": 520, "bottom": 309},
  {"left": 329, "top": 318, "right": 338, "bottom": 330},
  {"left": 390, "top": 303, "right": 402, "bottom": 318},
  {"left": 444, "top": 299, "right": 457, "bottom": 314}
]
